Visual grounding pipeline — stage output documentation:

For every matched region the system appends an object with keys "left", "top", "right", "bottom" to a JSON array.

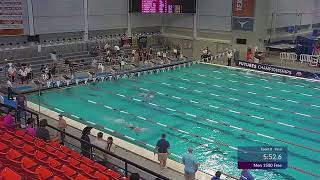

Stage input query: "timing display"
[
  {"left": 130, "top": 0, "right": 196, "bottom": 14},
  {"left": 237, "top": 146, "right": 288, "bottom": 169}
]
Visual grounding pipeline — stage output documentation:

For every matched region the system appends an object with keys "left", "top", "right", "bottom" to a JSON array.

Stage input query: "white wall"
[
  {"left": 163, "top": 14, "right": 194, "bottom": 29},
  {"left": 32, "top": 0, "right": 85, "bottom": 34},
  {"left": 131, "top": 14, "right": 162, "bottom": 28}
]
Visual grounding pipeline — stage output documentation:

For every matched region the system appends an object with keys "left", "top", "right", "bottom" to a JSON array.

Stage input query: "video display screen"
[{"left": 130, "top": 0, "right": 196, "bottom": 14}]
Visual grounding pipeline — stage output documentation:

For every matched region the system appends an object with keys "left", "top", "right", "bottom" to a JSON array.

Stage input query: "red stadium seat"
[
  {"left": 49, "top": 141, "right": 61, "bottom": 149},
  {"left": 34, "top": 139, "right": 45, "bottom": 148},
  {"left": 47, "top": 157, "right": 63, "bottom": 173},
  {"left": 22, "top": 144, "right": 36, "bottom": 156},
  {"left": 79, "top": 164, "right": 97, "bottom": 179},
  {"left": 5, "top": 149, "right": 23, "bottom": 164},
  {"left": 35, "top": 165, "right": 53, "bottom": 180},
  {"left": 80, "top": 156, "right": 94, "bottom": 166},
  {"left": 61, "top": 165, "right": 77, "bottom": 179},
  {"left": 15, "top": 129, "right": 26, "bottom": 138},
  {"left": 122, "top": 177, "right": 128, "bottom": 180},
  {"left": 67, "top": 157, "right": 81, "bottom": 170},
  {"left": 12, "top": 138, "right": 24, "bottom": 149},
  {"left": 0, "top": 167, "right": 22, "bottom": 180},
  {"left": 34, "top": 150, "right": 49, "bottom": 163},
  {"left": 70, "top": 151, "right": 82, "bottom": 159},
  {"left": 74, "top": 174, "right": 90, "bottom": 180},
  {"left": 53, "top": 176, "right": 63, "bottom": 180},
  {"left": 0, "top": 142, "right": 9, "bottom": 155},
  {"left": 54, "top": 150, "right": 68, "bottom": 162},
  {"left": 105, "top": 169, "right": 121, "bottom": 179},
  {"left": 94, "top": 171, "right": 110, "bottom": 180},
  {"left": 21, "top": 157, "right": 38, "bottom": 175},
  {"left": 60, "top": 146, "right": 72, "bottom": 155},
  {"left": 2, "top": 132, "right": 14, "bottom": 142},
  {"left": 44, "top": 144, "right": 56, "bottom": 155},
  {"left": 23, "top": 134, "right": 35, "bottom": 143},
  {"left": 93, "top": 162, "right": 107, "bottom": 172}
]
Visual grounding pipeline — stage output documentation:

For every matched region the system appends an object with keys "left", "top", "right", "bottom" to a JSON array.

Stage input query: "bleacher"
[{"left": 0, "top": 127, "right": 127, "bottom": 180}]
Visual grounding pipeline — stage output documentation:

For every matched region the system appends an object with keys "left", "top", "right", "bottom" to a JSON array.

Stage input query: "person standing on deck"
[
  {"left": 154, "top": 133, "right": 170, "bottom": 171},
  {"left": 182, "top": 147, "right": 199, "bottom": 180}
]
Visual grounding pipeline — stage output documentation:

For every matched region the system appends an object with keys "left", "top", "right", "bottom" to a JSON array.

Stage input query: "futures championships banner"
[
  {"left": 0, "top": 0, "right": 24, "bottom": 35},
  {"left": 232, "top": 0, "right": 255, "bottom": 31}
]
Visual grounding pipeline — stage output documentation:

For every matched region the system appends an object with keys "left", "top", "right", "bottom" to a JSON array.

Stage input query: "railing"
[{"left": 45, "top": 124, "right": 171, "bottom": 180}]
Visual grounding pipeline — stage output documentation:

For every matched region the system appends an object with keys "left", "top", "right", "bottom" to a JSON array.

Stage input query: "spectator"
[
  {"left": 114, "top": 45, "right": 120, "bottom": 54},
  {"left": 182, "top": 147, "right": 199, "bottom": 180},
  {"left": 211, "top": 171, "right": 222, "bottom": 180},
  {"left": 36, "top": 119, "right": 50, "bottom": 141},
  {"left": 129, "top": 173, "right": 140, "bottom": 180},
  {"left": 7, "top": 63, "right": 16, "bottom": 82},
  {"left": 3, "top": 109, "right": 16, "bottom": 131},
  {"left": 239, "top": 169, "right": 254, "bottom": 180},
  {"left": 18, "top": 66, "right": 28, "bottom": 84},
  {"left": 92, "top": 132, "right": 107, "bottom": 159},
  {"left": 154, "top": 133, "right": 170, "bottom": 170},
  {"left": 7, "top": 79, "right": 13, "bottom": 100},
  {"left": 104, "top": 136, "right": 116, "bottom": 160},
  {"left": 57, "top": 114, "right": 67, "bottom": 145},
  {"left": 173, "top": 48, "right": 178, "bottom": 58},
  {"left": 81, "top": 126, "right": 93, "bottom": 158},
  {"left": 25, "top": 64, "right": 32, "bottom": 80},
  {"left": 227, "top": 50, "right": 233, "bottom": 66},
  {"left": 16, "top": 93, "right": 27, "bottom": 127},
  {"left": 25, "top": 118, "right": 36, "bottom": 137}
]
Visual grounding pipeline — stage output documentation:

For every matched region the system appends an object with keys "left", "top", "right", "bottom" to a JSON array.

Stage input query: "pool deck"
[{"left": 27, "top": 101, "right": 228, "bottom": 180}]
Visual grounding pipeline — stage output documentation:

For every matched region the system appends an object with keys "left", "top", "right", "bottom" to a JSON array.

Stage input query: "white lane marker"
[
  {"left": 264, "top": 87, "right": 272, "bottom": 89},
  {"left": 245, "top": 76, "right": 253, "bottom": 79},
  {"left": 133, "top": 98, "right": 142, "bottom": 102},
  {"left": 178, "top": 129, "right": 190, "bottom": 134},
  {"left": 251, "top": 115, "right": 264, "bottom": 120},
  {"left": 201, "top": 137, "right": 215, "bottom": 143},
  {"left": 104, "top": 105, "right": 113, "bottom": 109},
  {"left": 260, "top": 79, "right": 268, "bottom": 82},
  {"left": 206, "top": 119, "right": 218, "bottom": 124},
  {"left": 197, "top": 81, "right": 206, "bottom": 85},
  {"left": 230, "top": 74, "right": 237, "bottom": 76},
  {"left": 120, "top": 110, "right": 129, "bottom": 114},
  {"left": 249, "top": 102, "right": 260, "bottom": 106},
  {"left": 277, "top": 82, "right": 285, "bottom": 84},
  {"left": 287, "top": 99, "right": 298, "bottom": 103},
  {"left": 230, "top": 125, "right": 243, "bottom": 130},
  {"left": 86, "top": 121, "right": 96, "bottom": 125},
  {"left": 314, "top": 88, "right": 320, "bottom": 90},
  {"left": 257, "top": 133, "right": 275, "bottom": 139},
  {"left": 229, "top": 110, "right": 240, "bottom": 114},
  {"left": 301, "top": 93, "right": 312, "bottom": 97},
  {"left": 190, "top": 100, "right": 199, "bottom": 104},
  {"left": 215, "top": 77, "right": 222, "bottom": 80},
  {"left": 172, "top": 96, "right": 182, "bottom": 99},
  {"left": 229, "top": 98, "right": 239, "bottom": 101},
  {"left": 156, "top": 92, "right": 165, "bottom": 95},
  {"left": 137, "top": 116, "right": 146, "bottom": 120},
  {"left": 248, "top": 92, "right": 256, "bottom": 95},
  {"left": 161, "top": 82, "right": 171, "bottom": 86},
  {"left": 54, "top": 108, "right": 64, "bottom": 112},
  {"left": 179, "top": 86, "right": 187, "bottom": 89},
  {"left": 194, "top": 90, "right": 202, "bottom": 93},
  {"left": 198, "top": 74, "right": 206, "bottom": 77},
  {"left": 156, "top": 122, "right": 167, "bottom": 127},
  {"left": 139, "top": 88, "right": 149, "bottom": 91},
  {"left": 212, "top": 85, "right": 222, "bottom": 88},
  {"left": 104, "top": 127, "right": 114, "bottom": 132},
  {"left": 71, "top": 114, "right": 80, "bottom": 119},
  {"left": 210, "top": 93, "right": 220, "bottom": 97},
  {"left": 295, "top": 112, "right": 311, "bottom": 117},
  {"left": 186, "top": 113, "right": 197, "bottom": 118},
  {"left": 311, "top": 104, "right": 320, "bottom": 108},
  {"left": 294, "top": 84, "right": 304, "bottom": 87},
  {"left": 88, "top": 100, "right": 97, "bottom": 104},
  {"left": 116, "top": 94, "right": 125, "bottom": 97},
  {"left": 166, "top": 108, "right": 176, "bottom": 112},
  {"left": 181, "top": 78, "right": 190, "bottom": 81},
  {"left": 281, "top": 90, "right": 291, "bottom": 93},
  {"left": 229, "top": 146, "right": 238, "bottom": 150},
  {"left": 124, "top": 135, "right": 136, "bottom": 141},
  {"left": 266, "top": 96, "right": 277, "bottom": 99},
  {"left": 209, "top": 105, "right": 219, "bottom": 109},
  {"left": 244, "top": 83, "right": 254, "bottom": 86},
  {"left": 270, "top": 106, "right": 283, "bottom": 111},
  {"left": 146, "top": 144, "right": 155, "bottom": 148},
  {"left": 277, "top": 122, "right": 294, "bottom": 128},
  {"left": 229, "top": 88, "right": 238, "bottom": 91},
  {"left": 149, "top": 103, "right": 158, "bottom": 107},
  {"left": 229, "top": 80, "right": 238, "bottom": 83}
]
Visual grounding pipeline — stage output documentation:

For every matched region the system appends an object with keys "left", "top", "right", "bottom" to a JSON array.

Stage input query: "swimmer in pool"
[
  {"left": 138, "top": 92, "right": 155, "bottom": 100},
  {"left": 114, "top": 119, "right": 147, "bottom": 135}
]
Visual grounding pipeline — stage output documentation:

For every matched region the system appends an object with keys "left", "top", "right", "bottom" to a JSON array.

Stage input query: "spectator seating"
[{"left": 0, "top": 126, "right": 127, "bottom": 180}]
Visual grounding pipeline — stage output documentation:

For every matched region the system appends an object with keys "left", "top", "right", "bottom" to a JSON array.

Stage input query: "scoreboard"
[{"left": 130, "top": 0, "right": 196, "bottom": 14}]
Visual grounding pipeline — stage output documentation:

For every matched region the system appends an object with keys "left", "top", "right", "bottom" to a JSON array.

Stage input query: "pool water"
[{"left": 29, "top": 64, "right": 320, "bottom": 180}]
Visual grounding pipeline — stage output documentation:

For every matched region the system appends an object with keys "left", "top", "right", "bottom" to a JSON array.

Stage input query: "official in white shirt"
[{"left": 7, "top": 80, "right": 13, "bottom": 100}]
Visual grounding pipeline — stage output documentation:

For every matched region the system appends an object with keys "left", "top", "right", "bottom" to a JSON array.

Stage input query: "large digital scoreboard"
[{"left": 130, "top": 0, "right": 196, "bottom": 14}]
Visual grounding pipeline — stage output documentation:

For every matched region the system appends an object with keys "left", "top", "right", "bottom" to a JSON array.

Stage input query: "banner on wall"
[
  {"left": 232, "top": 0, "right": 255, "bottom": 31},
  {"left": 0, "top": 0, "right": 24, "bottom": 35},
  {"left": 237, "top": 60, "right": 320, "bottom": 80}
]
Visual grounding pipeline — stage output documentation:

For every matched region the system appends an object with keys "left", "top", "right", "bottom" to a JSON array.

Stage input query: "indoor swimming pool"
[{"left": 29, "top": 63, "right": 320, "bottom": 180}]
